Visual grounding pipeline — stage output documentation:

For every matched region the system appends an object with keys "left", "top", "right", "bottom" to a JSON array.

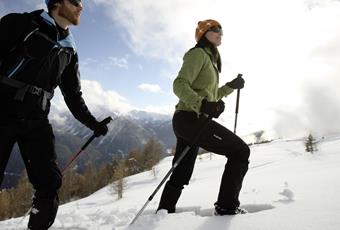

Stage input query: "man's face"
[{"left": 58, "top": 0, "right": 83, "bottom": 26}]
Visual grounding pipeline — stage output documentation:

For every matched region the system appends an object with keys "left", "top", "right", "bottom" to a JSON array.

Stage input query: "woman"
[{"left": 157, "top": 19, "right": 250, "bottom": 215}]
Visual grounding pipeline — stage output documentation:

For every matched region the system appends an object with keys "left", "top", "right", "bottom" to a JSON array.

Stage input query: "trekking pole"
[
  {"left": 233, "top": 73, "right": 242, "bottom": 134},
  {"left": 61, "top": 116, "right": 112, "bottom": 174},
  {"left": 130, "top": 115, "right": 213, "bottom": 225}
]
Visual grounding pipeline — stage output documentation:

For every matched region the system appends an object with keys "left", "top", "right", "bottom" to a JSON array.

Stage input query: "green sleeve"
[
  {"left": 173, "top": 49, "right": 205, "bottom": 113},
  {"left": 217, "top": 84, "right": 234, "bottom": 100}
]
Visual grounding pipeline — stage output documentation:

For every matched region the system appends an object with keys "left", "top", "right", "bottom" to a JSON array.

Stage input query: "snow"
[{"left": 1, "top": 134, "right": 340, "bottom": 230}]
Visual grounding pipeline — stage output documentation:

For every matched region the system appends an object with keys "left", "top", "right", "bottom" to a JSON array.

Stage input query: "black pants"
[
  {"left": 0, "top": 119, "right": 62, "bottom": 229},
  {"left": 158, "top": 111, "right": 250, "bottom": 211}
]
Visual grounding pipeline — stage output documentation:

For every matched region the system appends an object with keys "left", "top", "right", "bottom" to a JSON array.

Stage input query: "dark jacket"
[{"left": 0, "top": 9, "right": 96, "bottom": 127}]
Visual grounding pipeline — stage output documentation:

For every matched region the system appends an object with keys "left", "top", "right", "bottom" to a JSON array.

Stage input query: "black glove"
[
  {"left": 226, "top": 76, "right": 245, "bottom": 89},
  {"left": 89, "top": 119, "right": 109, "bottom": 137},
  {"left": 200, "top": 99, "right": 225, "bottom": 118}
]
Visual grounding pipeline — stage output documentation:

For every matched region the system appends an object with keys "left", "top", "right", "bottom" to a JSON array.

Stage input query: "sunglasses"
[
  {"left": 68, "top": 0, "right": 82, "bottom": 7},
  {"left": 208, "top": 27, "right": 223, "bottom": 34}
]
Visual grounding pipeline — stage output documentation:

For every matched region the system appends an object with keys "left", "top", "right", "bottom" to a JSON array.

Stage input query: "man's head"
[
  {"left": 45, "top": 0, "right": 83, "bottom": 28},
  {"left": 45, "top": 0, "right": 82, "bottom": 10},
  {"left": 45, "top": 0, "right": 61, "bottom": 12}
]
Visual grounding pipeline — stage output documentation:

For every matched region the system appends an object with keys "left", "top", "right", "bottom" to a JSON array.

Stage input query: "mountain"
[
  {"left": 1, "top": 110, "right": 175, "bottom": 189},
  {"left": 52, "top": 110, "right": 174, "bottom": 156}
]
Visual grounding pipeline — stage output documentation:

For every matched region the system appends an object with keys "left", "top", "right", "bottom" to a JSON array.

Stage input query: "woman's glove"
[
  {"left": 200, "top": 99, "right": 225, "bottom": 118},
  {"left": 226, "top": 76, "right": 245, "bottom": 89}
]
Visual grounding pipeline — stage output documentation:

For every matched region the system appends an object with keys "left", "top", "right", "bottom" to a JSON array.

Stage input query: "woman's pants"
[{"left": 157, "top": 111, "right": 250, "bottom": 212}]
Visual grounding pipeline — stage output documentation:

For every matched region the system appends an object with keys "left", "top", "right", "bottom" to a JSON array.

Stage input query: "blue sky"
[
  {"left": 0, "top": 0, "right": 178, "bottom": 112},
  {"left": 1, "top": 0, "right": 340, "bottom": 138}
]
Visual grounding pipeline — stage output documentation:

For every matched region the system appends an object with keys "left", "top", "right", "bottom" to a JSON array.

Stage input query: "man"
[{"left": 0, "top": 0, "right": 109, "bottom": 229}]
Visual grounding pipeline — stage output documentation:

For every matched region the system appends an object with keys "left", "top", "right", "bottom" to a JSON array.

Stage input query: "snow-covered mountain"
[
  {"left": 1, "top": 110, "right": 174, "bottom": 189},
  {"left": 2, "top": 133, "right": 340, "bottom": 229},
  {"left": 50, "top": 110, "right": 174, "bottom": 155},
  {"left": 125, "top": 110, "right": 172, "bottom": 122}
]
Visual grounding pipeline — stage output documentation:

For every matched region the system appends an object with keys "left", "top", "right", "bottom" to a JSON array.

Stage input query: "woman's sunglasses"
[{"left": 208, "top": 27, "right": 223, "bottom": 34}]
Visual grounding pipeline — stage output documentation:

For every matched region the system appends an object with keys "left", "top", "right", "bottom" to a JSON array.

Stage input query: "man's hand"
[{"left": 89, "top": 117, "right": 111, "bottom": 137}]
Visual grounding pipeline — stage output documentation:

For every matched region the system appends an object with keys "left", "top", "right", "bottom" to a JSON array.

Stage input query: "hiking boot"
[
  {"left": 214, "top": 203, "right": 248, "bottom": 215},
  {"left": 156, "top": 183, "right": 182, "bottom": 214}
]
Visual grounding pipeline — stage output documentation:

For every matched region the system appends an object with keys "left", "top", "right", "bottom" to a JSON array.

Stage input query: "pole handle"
[
  {"left": 81, "top": 116, "right": 112, "bottom": 150},
  {"left": 101, "top": 116, "right": 113, "bottom": 125}
]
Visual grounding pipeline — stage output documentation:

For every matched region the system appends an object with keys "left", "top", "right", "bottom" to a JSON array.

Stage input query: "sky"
[
  {"left": 1, "top": 0, "right": 340, "bottom": 139},
  {"left": 1, "top": 133, "right": 340, "bottom": 229}
]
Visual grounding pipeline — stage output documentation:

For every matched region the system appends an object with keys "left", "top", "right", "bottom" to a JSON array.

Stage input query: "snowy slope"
[{"left": 1, "top": 134, "right": 340, "bottom": 230}]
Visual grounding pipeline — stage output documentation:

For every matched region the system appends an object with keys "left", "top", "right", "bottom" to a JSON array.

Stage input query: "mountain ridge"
[{"left": 1, "top": 109, "right": 175, "bottom": 189}]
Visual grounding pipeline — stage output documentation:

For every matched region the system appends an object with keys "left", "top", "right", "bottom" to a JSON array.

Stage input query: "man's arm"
[
  {"left": 59, "top": 53, "right": 108, "bottom": 137},
  {"left": 59, "top": 53, "right": 97, "bottom": 127}
]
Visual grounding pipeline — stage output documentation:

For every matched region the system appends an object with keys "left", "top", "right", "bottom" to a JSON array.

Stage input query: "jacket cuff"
[
  {"left": 189, "top": 97, "right": 204, "bottom": 115},
  {"left": 84, "top": 117, "right": 98, "bottom": 130}
]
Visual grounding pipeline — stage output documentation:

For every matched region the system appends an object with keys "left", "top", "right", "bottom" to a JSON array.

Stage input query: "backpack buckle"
[{"left": 30, "top": 86, "right": 43, "bottom": 95}]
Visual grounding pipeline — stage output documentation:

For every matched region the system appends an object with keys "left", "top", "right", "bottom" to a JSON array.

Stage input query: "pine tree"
[
  {"left": 112, "top": 160, "right": 127, "bottom": 199},
  {"left": 12, "top": 171, "right": 32, "bottom": 215},
  {"left": 125, "top": 137, "right": 163, "bottom": 174},
  {"left": 305, "top": 133, "right": 318, "bottom": 154},
  {"left": 0, "top": 170, "right": 33, "bottom": 220},
  {"left": 126, "top": 149, "right": 143, "bottom": 175},
  {"left": 0, "top": 189, "right": 12, "bottom": 220},
  {"left": 141, "top": 138, "right": 162, "bottom": 170},
  {"left": 254, "top": 130, "right": 265, "bottom": 144}
]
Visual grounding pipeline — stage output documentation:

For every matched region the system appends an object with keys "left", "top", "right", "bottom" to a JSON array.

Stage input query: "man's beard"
[{"left": 58, "top": 6, "right": 80, "bottom": 25}]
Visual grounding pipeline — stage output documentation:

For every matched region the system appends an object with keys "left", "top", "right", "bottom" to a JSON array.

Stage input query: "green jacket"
[{"left": 173, "top": 47, "right": 234, "bottom": 115}]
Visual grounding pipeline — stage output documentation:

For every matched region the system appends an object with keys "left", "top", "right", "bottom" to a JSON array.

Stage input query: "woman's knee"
[
  {"left": 228, "top": 142, "right": 250, "bottom": 162},
  {"left": 240, "top": 144, "right": 250, "bottom": 162}
]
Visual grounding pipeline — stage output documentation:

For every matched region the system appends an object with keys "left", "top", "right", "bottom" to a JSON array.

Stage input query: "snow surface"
[{"left": 1, "top": 134, "right": 340, "bottom": 230}]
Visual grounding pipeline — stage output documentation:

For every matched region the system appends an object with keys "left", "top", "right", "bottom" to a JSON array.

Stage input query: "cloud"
[
  {"left": 91, "top": 0, "right": 339, "bottom": 138},
  {"left": 91, "top": 0, "right": 216, "bottom": 63},
  {"left": 268, "top": 2, "right": 340, "bottom": 137},
  {"left": 52, "top": 80, "right": 176, "bottom": 119},
  {"left": 108, "top": 56, "right": 129, "bottom": 69},
  {"left": 80, "top": 57, "right": 98, "bottom": 68},
  {"left": 143, "top": 105, "right": 175, "bottom": 115},
  {"left": 2, "top": 0, "right": 340, "bottom": 138},
  {"left": 51, "top": 80, "right": 136, "bottom": 115},
  {"left": 80, "top": 56, "right": 129, "bottom": 71},
  {"left": 138, "top": 83, "right": 161, "bottom": 93},
  {"left": 81, "top": 80, "right": 135, "bottom": 112},
  {"left": 305, "top": 0, "right": 340, "bottom": 10},
  {"left": 271, "top": 82, "right": 340, "bottom": 138}
]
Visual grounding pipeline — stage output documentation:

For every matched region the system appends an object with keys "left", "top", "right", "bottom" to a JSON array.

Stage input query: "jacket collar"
[{"left": 34, "top": 10, "right": 77, "bottom": 52}]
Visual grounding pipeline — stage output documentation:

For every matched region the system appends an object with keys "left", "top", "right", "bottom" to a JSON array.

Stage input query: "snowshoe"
[{"left": 214, "top": 203, "right": 248, "bottom": 215}]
